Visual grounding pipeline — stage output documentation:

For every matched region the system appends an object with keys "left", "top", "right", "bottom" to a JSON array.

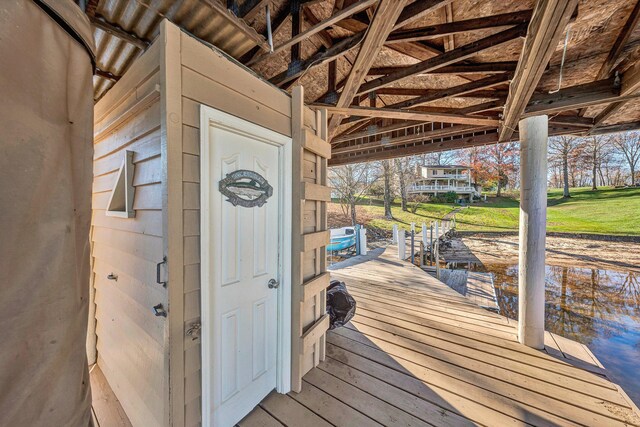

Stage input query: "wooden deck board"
[{"left": 257, "top": 247, "right": 640, "bottom": 427}]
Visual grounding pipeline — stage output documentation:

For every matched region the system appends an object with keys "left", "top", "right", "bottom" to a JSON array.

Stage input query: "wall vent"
[{"left": 106, "top": 150, "right": 135, "bottom": 218}]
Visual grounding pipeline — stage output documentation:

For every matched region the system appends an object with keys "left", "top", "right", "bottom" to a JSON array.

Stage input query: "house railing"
[
  {"left": 409, "top": 184, "right": 476, "bottom": 192},
  {"left": 425, "top": 173, "right": 469, "bottom": 180}
]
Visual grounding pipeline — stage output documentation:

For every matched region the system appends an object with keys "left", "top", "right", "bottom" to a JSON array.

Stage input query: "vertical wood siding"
[{"left": 91, "top": 41, "right": 167, "bottom": 427}]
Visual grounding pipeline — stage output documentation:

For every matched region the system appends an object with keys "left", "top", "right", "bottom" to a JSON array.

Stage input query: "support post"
[
  {"left": 397, "top": 229, "right": 406, "bottom": 260},
  {"left": 422, "top": 222, "right": 427, "bottom": 246},
  {"left": 410, "top": 230, "right": 415, "bottom": 264},
  {"left": 435, "top": 220, "right": 439, "bottom": 240},
  {"left": 392, "top": 223, "right": 398, "bottom": 244},
  {"left": 518, "top": 115, "right": 548, "bottom": 349},
  {"left": 359, "top": 228, "right": 367, "bottom": 255}
]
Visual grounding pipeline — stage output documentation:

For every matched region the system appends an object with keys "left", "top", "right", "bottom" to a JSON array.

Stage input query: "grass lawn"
[{"left": 330, "top": 187, "right": 640, "bottom": 236}]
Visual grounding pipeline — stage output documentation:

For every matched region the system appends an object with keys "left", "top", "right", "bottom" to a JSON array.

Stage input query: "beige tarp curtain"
[{"left": 0, "top": 1, "right": 95, "bottom": 425}]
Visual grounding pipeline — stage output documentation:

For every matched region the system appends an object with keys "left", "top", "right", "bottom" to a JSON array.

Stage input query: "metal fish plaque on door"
[{"left": 219, "top": 169, "right": 273, "bottom": 208}]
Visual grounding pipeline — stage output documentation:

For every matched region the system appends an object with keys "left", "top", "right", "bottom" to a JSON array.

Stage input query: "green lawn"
[{"left": 345, "top": 187, "right": 640, "bottom": 236}]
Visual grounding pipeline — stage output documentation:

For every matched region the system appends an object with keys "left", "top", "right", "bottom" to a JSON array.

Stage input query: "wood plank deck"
[{"left": 244, "top": 247, "right": 640, "bottom": 427}]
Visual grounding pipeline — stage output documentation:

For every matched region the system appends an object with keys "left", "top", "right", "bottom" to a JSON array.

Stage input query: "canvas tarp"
[{"left": 0, "top": 1, "right": 95, "bottom": 425}]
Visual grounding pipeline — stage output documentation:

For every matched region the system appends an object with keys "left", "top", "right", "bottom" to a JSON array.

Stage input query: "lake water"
[{"left": 477, "top": 263, "right": 640, "bottom": 406}]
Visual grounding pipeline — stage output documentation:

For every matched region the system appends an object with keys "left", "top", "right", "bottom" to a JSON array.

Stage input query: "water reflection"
[{"left": 482, "top": 263, "right": 640, "bottom": 405}]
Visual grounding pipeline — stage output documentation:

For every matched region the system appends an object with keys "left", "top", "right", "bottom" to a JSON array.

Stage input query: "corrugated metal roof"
[{"left": 92, "top": 0, "right": 263, "bottom": 101}]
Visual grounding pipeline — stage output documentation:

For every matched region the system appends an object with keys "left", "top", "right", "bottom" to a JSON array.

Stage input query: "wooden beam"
[
  {"left": 578, "top": 1, "right": 640, "bottom": 118},
  {"left": 498, "top": 0, "right": 578, "bottom": 141},
  {"left": 332, "top": 124, "right": 486, "bottom": 155},
  {"left": 89, "top": 16, "right": 150, "bottom": 50},
  {"left": 241, "top": 0, "right": 270, "bottom": 21},
  {"left": 317, "top": 105, "right": 500, "bottom": 126},
  {"left": 329, "top": 132, "right": 500, "bottom": 165},
  {"left": 387, "top": 73, "right": 512, "bottom": 109},
  {"left": 247, "top": 0, "right": 377, "bottom": 66},
  {"left": 596, "top": 1, "right": 640, "bottom": 81},
  {"left": 394, "top": 0, "right": 455, "bottom": 30},
  {"left": 524, "top": 77, "right": 620, "bottom": 116},
  {"left": 387, "top": 10, "right": 533, "bottom": 44},
  {"left": 332, "top": 121, "right": 424, "bottom": 143},
  {"left": 269, "top": 28, "right": 364, "bottom": 86},
  {"left": 368, "top": 62, "right": 518, "bottom": 76},
  {"left": 327, "top": 0, "right": 409, "bottom": 135},
  {"left": 589, "top": 121, "right": 640, "bottom": 135},
  {"left": 358, "top": 24, "right": 527, "bottom": 95},
  {"left": 590, "top": 61, "right": 640, "bottom": 130},
  {"left": 371, "top": 87, "right": 508, "bottom": 98}
]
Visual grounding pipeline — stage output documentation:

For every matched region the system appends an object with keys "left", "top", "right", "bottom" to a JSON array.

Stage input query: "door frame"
[{"left": 199, "top": 105, "right": 293, "bottom": 426}]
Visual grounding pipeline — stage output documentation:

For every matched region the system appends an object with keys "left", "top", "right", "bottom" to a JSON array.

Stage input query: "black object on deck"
[{"left": 326, "top": 280, "right": 357, "bottom": 330}]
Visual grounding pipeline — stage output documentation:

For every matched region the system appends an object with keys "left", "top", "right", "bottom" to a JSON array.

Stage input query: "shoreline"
[{"left": 455, "top": 233, "right": 640, "bottom": 272}]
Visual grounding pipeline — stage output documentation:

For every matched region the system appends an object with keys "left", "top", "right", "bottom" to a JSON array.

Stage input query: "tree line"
[{"left": 329, "top": 131, "right": 640, "bottom": 225}]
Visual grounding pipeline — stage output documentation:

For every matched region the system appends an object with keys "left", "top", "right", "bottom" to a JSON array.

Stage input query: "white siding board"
[
  {"left": 98, "top": 355, "right": 162, "bottom": 427},
  {"left": 91, "top": 209, "right": 162, "bottom": 237}
]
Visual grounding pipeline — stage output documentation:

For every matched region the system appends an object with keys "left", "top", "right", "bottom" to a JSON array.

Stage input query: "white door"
[{"left": 201, "top": 109, "right": 288, "bottom": 427}]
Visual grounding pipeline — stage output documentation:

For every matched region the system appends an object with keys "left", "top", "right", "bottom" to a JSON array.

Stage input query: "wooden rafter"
[
  {"left": 318, "top": 105, "right": 500, "bottom": 126},
  {"left": 246, "top": 0, "right": 377, "bottom": 66},
  {"left": 595, "top": 1, "right": 640, "bottom": 81},
  {"left": 387, "top": 73, "right": 512, "bottom": 109},
  {"left": 387, "top": 9, "right": 532, "bottom": 44},
  {"left": 329, "top": 131, "right": 500, "bottom": 166},
  {"left": 394, "top": 0, "right": 455, "bottom": 30},
  {"left": 372, "top": 87, "right": 509, "bottom": 98},
  {"left": 590, "top": 61, "right": 640, "bottom": 130},
  {"left": 368, "top": 62, "right": 518, "bottom": 76},
  {"left": 358, "top": 24, "right": 527, "bottom": 95},
  {"left": 332, "top": 124, "right": 488, "bottom": 155},
  {"left": 498, "top": 0, "right": 578, "bottom": 141},
  {"left": 585, "top": 2, "right": 640, "bottom": 130},
  {"left": 327, "top": 0, "right": 409, "bottom": 135},
  {"left": 241, "top": 0, "right": 270, "bottom": 21}
]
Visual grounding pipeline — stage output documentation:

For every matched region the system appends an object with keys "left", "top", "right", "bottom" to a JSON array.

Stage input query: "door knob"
[{"left": 268, "top": 279, "right": 279, "bottom": 289}]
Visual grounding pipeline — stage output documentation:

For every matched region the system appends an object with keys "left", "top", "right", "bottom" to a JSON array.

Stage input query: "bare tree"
[
  {"left": 329, "top": 163, "right": 378, "bottom": 225},
  {"left": 381, "top": 160, "right": 393, "bottom": 219},
  {"left": 549, "top": 136, "right": 578, "bottom": 197},
  {"left": 583, "top": 136, "right": 609, "bottom": 190},
  {"left": 611, "top": 132, "right": 640, "bottom": 186}
]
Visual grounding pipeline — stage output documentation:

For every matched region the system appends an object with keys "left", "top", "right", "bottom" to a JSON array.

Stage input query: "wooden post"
[
  {"left": 421, "top": 222, "right": 427, "bottom": 246},
  {"left": 398, "top": 229, "right": 405, "bottom": 260},
  {"left": 392, "top": 223, "right": 398, "bottom": 244},
  {"left": 435, "top": 220, "right": 439, "bottom": 240},
  {"left": 518, "top": 115, "right": 548, "bottom": 349}
]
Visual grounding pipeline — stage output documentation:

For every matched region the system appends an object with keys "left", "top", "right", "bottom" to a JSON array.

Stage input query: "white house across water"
[{"left": 410, "top": 165, "right": 480, "bottom": 200}]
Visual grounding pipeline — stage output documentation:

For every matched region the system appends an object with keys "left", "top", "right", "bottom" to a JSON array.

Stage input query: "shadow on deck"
[{"left": 242, "top": 247, "right": 640, "bottom": 427}]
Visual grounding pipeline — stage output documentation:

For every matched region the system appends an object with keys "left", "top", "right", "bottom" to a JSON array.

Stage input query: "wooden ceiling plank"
[
  {"left": 498, "top": 0, "right": 579, "bottom": 141},
  {"left": 387, "top": 9, "right": 533, "bottom": 44},
  {"left": 596, "top": 1, "right": 640, "bottom": 81},
  {"left": 247, "top": 0, "right": 377, "bottom": 66},
  {"left": 357, "top": 24, "right": 528, "bottom": 96},
  {"left": 327, "top": 0, "right": 409, "bottom": 135}
]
